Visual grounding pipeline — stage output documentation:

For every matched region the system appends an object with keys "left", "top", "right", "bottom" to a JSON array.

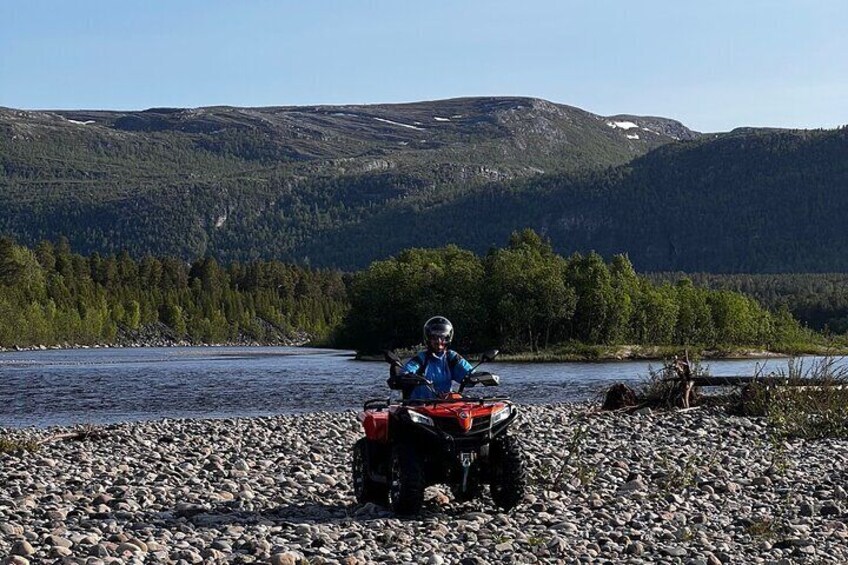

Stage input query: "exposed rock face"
[{"left": 114, "top": 323, "right": 310, "bottom": 348}]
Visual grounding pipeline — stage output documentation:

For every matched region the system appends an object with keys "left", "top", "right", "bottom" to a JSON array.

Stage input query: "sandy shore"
[{"left": 2, "top": 404, "right": 847, "bottom": 564}]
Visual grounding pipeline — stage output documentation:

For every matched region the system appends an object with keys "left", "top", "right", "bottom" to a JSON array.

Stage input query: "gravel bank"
[{"left": 2, "top": 404, "right": 847, "bottom": 564}]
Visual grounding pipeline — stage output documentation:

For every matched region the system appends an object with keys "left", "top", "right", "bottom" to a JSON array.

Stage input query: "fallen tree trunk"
[{"left": 664, "top": 376, "right": 840, "bottom": 387}]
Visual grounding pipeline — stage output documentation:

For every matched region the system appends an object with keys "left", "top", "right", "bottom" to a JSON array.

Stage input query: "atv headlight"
[
  {"left": 407, "top": 410, "right": 434, "bottom": 427},
  {"left": 491, "top": 405, "right": 512, "bottom": 425}
]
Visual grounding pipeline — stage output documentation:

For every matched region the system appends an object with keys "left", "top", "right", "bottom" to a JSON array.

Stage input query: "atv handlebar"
[
  {"left": 387, "top": 372, "right": 438, "bottom": 397},
  {"left": 384, "top": 348, "right": 501, "bottom": 396}
]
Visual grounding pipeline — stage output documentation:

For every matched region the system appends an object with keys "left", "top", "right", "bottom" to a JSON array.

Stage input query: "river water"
[{"left": 0, "top": 347, "right": 841, "bottom": 428}]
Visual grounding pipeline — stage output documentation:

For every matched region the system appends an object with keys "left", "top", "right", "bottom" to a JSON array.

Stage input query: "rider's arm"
[
  {"left": 451, "top": 354, "right": 474, "bottom": 384},
  {"left": 388, "top": 354, "right": 423, "bottom": 391},
  {"left": 402, "top": 356, "right": 422, "bottom": 375}
]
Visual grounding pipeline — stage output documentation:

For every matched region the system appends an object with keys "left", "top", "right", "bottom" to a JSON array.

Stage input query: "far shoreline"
[
  {"left": 354, "top": 344, "right": 846, "bottom": 363},
  {"left": 3, "top": 340, "right": 845, "bottom": 362}
]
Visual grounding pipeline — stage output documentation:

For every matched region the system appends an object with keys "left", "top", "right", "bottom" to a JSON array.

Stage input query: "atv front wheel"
[
  {"left": 352, "top": 439, "right": 388, "bottom": 505},
  {"left": 489, "top": 434, "right": 526, "bottom": 510},
  {"left": 388, "top": 443, "right": 425, "bottom": 515}
]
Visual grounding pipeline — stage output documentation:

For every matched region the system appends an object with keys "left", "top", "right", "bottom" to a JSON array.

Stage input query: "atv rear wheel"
[
  {"left": 489, "top": 434, "right": 526, "bottom": 510},
  {"left": 388, "top": 443, "right": 425, "bottom": 515},
  {"left": 352, "top": 439, "right": 388, "bottom": 505}
]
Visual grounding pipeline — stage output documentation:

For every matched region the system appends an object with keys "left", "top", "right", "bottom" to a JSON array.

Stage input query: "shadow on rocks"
[
  {"left": 147, "top": 501, "right": 387, "bottom": 527},
  {"left": 151, "top": 496, "right": 493, "bottom": 528}
]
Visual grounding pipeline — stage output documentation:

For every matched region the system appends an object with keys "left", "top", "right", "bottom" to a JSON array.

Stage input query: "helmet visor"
[{"left": 426, "top": 324, "right": 451, "bottom": 339}]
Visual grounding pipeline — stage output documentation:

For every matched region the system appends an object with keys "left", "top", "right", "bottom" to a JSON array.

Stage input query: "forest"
[
  {"left": 647, "top": 272, "right": 848, "bottom": 335},
  {"left": 2, "top": 231, "right": 842, "bottom": 355},
  {"left": 296, "top": 127, "right": 848, "bottom": 272},
  {"left": 338, "top": 230, "right": 816, "bottom": 354},
  {"left": 0, "top": 236, "right": 347, "bottom": 348}
]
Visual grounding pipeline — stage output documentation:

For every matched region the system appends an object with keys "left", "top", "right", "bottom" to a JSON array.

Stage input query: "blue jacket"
[{"left": 402, "top": 350, "right": 473, "bottom": 400}]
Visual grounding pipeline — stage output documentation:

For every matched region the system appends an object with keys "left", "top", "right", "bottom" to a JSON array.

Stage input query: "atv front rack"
[
  {"left": 363, "top": 398, "right": 391, "bottom": 411},
  {"left": 403, "top": 396, "right": 511, "bottom": 407},
  {"left": 362, "top": 396, "right": 511, "bottom": 411}
]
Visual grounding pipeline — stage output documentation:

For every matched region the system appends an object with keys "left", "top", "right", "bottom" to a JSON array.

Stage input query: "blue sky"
[{"left": 2, "top": 1, "right": 846, "bottom": 132}]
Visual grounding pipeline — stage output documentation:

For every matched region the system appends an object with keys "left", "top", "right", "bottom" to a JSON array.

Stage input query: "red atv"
[{"left": 352, "top": 349, "right": 526, "bottom": 515}]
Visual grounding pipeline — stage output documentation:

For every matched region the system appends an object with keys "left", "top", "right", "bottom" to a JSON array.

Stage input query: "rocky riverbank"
[
  {"left": 2, "top": 405, "right": 847, "bottom": 564},
  {"left": 0, "top": 326, "right": 312, "bottom": 353}
]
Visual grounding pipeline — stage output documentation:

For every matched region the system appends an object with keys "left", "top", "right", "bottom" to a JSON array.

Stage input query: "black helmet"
[{"left": 423, "top": 316, "right": 454, "bottom": 344}]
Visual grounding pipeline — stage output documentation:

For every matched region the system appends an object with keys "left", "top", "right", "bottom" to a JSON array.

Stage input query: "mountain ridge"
[
  {"left": 2, "top": 97, "right": 845, "bottom": 273},
  {"left": 0, "top": 96, "right": 695, "bottom": 259}
]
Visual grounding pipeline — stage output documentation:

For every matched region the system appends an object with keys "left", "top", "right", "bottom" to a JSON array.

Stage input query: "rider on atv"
[
  {"left": 355, "top": 316, "right": 526, "bottom": 514},
  {"left": 391, "top": 316, "right": 474, "bottom": 400}
]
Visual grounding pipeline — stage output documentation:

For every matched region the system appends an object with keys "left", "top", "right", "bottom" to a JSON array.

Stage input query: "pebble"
[
  {"left": 10, "top": 541, "right": 34, "bottom": 557},
  {"left": 1, "top": 404, "right": 847, "bottom": 563}
]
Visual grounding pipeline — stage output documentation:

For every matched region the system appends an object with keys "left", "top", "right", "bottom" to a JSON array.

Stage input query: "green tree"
[
  {"left": 485, "top": 230, "right": 574, "bottom": 350},
  {"left": 342, "top": 245, "right": 484, "bottom": 351},
  {"left": 633, "top": 286, "right": 679, "bottom": 344},
  {"left": 674, "top": 279, "right": 715, "bottom": 345},
  {"left": 566, "top": 252, "right": 616, "bottom": 344}
]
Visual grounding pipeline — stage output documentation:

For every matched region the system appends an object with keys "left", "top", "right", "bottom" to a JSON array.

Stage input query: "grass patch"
[
  {"left": 495, "top": 343, "right": 831, "bottom": 363},
  {"left": 747, "top": 517, "right": 777, "bottom": 539},
  {"left": 361, "top": 342, "right": 846, "bottom": 363},
  {"left": 496, "top": 343, "right": 608, "bottom": 362},
  {"left": 550, "top": 423, "right": 597, "bottom": 489},
  {"left": 498, "top": 344, "right": 700, "bottom": 362},
  {"left": 525, "top": 536, "right": 548, "bottom": 547},
  {"left": 0, "top": 435, "right": 40, "bottom": 454},
  {"left": 656, "top": 451, "right": 703, "bottom": 491},
  {"left": 742, "top": 357, "right": 848, "bottom": 439}
]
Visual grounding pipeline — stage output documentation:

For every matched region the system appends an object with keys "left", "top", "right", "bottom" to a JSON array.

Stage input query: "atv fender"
[{"left": 359, "top": 411, "right": 389, "bottom": 443}]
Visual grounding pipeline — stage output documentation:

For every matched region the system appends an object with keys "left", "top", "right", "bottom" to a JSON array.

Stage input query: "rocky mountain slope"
[
  {"left": 0, "top": 97, "right": 694, "bottom": 263},
  {"left": 8, "top": 99, "right": 848, "bottom": 273}
]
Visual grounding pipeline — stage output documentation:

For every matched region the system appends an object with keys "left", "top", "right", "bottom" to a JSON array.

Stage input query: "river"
[{"left": 0, "top": 347, "right": 842, "bottom": 428}]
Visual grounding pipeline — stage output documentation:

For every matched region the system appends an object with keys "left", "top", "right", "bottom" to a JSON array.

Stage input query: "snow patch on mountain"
[
  {"left": 606, "top": 120, "right": 639, "bottom": 130},
  {"left": 374, "top": 117, "right": 424, "bottom": 131}
]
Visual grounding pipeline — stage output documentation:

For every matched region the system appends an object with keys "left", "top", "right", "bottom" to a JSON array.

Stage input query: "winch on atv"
[{"left": 352, "top": 349, "right": 526, "bottom": 515}]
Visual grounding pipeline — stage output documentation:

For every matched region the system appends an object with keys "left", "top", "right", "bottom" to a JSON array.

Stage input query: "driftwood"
[
  {"left": 604, "top": 352, "right": 847, "bottom": 413},
  {"left": 665, "top": 368, "right": 847, "bottom": 411},
  {"left": 36, "top": 428, "right": 104, "bottom": 446},
  {"left": 602, "top": 383, "right": 638, "bottom": 410},
  {"left": 669, "top": 355, "right": 696, "bottom": 408}
]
